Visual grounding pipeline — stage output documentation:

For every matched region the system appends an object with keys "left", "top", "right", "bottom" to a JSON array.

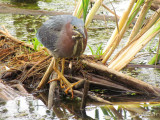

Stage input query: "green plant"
[
  {"left": 88, "top": 43, "right": 103, "bottom": 58},
  {"left": 148, "top": 50, "right": 160, "bottom": 65},
  {"left": 82, "top": 0, "right": 89, "bottom": 22},
  {"left": 28, "top": 29, "right": 43, "bottom": 51},
  {"left": 31, "top": 36, "right": 43, "bottom": 51}
]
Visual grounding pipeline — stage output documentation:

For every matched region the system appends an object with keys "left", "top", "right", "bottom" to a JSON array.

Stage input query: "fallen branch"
[
  {"left": 82, "top": 60, "right": 160, "bottom": 96},
  {"left": 65, "top": 75, "right": 136, "bottom": 92},
  {"left": 36, "top": 58, "right": 54, "bottom": 90},
  {"left": 0, "top": 81, "right": 27, "bottom": 101},
  {"left": 48, "top": 72, "right": 59, "bottom": 109}
]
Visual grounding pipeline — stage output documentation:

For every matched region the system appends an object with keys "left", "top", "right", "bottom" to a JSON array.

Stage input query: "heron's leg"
[
  {"left": 59, "top": 58, "right": 65, "bottom": 88},
  {"left": 52, "top": 66, "right": 81, "bottom": 98},
  {"left": 53, "top": 58, "right": 71, "bottom": 87},
  {"left": 61, "top": 58, "right": 65, "bottom": 74},
  {"left": 60, "top": 58, "right": 82, "bottom": 95},
  {"left": 51, "top": 58, "right": 81, "bottom": 98},
  {"left": 48, "top": 58, "right": 65, "bottom": 88}
]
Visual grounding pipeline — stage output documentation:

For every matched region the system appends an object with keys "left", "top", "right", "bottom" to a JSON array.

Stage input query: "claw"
[
  {"left": 48, "top": 78, "right": 65, "bottom": 89},
  {"left": 48, "top": 78, "right": 59, "bottom": 83},
  {"left": 60, "top": 79, "right": 65, "bottom": 88},
  {"left": 64, "top": 80, "right": 81, "bottom": 94},
  {"left": 52, "top": 58, "right": 81, "bottom": 98}
]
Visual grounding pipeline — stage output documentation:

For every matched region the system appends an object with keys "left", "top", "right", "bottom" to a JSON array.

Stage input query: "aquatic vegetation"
[
  {"left": 88, "top": 43, "right": 103, "bottom": 58},
  {"left": 31, "top": 36, "right": 42, "bottom": 51}
]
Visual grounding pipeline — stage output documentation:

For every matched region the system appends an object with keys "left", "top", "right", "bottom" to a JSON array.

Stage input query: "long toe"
[
  {"left": 53, "top": 63, "right": 82, "bottom": 98},
  {"left": 48, "top": 78, "right": 60, "bottom": 83},
  {"left": 64, "top": 80, "right": 81, "bottom": 98}
]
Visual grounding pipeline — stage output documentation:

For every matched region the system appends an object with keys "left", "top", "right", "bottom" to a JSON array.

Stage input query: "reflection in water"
[
  {"left": 11, "top": 14, "right": 47, "bottom": 41},
  {"left": 0, "top": 14, "right": 48, "bottom": 41},
  {"left": 1, "top": 94, "right": 160, "bottom": 120}
]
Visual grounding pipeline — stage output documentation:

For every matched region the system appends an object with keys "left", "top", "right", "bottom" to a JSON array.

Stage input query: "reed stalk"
[
  {"left": 109, "top": 7, "right": 160, "bottom": 68},
  {"left": 128, "top": 8, "right": 160, "bottom": 45},
  {"left": 90, "top": 0, "right": 120, "bottom": 19},
  {"left": 102, "top": 3, "right": 120, "bottom": 19},
  {"left": 127, "top": 0, "right": 153, "bottom": 44},
  {"left": 108, "top": 18, "right": 160, "bottom": 71},
  {"left": 85, "top": 0, "right": 104, "bottom": 28},
  {"left": 101, "top": 0, "right": 137, "bottom": 64},
  {"left": 82, "top": 0, "right": 90, "bottom": 22},
  {"left": 73, "top": 0, "right": 83, "bottom": 18},
  {"left": 148, "top": 35, "right": 160, "bottom": 65}
]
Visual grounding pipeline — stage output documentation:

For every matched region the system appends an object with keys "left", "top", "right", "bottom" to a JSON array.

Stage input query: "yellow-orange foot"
[
  {"left": 48, "top": 76, "right": 66, "bottom": 88},
  {"left": 49, "top": 67, "right": 81, "bottom": 98}
]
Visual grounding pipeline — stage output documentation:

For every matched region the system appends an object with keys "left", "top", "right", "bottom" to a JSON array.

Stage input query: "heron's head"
[{"left": 70, "top": 17, "right": 87, "bottom": 40}]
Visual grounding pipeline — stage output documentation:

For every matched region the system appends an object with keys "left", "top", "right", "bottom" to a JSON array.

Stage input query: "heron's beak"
[
  {"left": 72, "top": 28, "right": 86, "bottom": 40},
  {"left": 78, "top": 28, "right": 86, "bottom": 40}
]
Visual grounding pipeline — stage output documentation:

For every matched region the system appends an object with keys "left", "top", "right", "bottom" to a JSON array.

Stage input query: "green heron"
[{"left": 36, "top": 15, "right": 87, "bottom": 97}]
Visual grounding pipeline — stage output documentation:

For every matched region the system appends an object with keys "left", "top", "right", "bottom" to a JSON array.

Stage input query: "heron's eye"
[{"left": 73, "top": 25, "right": 77, "bottom": 29}]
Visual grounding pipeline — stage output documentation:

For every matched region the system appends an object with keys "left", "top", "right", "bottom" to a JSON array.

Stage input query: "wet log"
[
  {"left": 66, "top": 75, "right": 136, "bottom": 93},
  {"left": 47, "top": 66, "right": 62, "bottom": 109},
  {"left": 48, "top": 73, "right": 59, "bottom": 109},
  {"left": 0, "top": 81, "right": 27, "bottom": 101},
  {"left": 81, "top": 60, "right": 160, "bottom": 96}
]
